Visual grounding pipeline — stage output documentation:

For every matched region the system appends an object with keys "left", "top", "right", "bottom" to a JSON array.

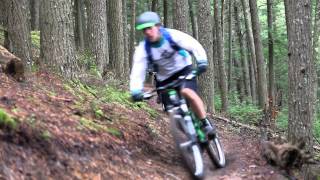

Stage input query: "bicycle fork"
[{"left": 168, "top": 107, "right": 204, "bottom": 177}]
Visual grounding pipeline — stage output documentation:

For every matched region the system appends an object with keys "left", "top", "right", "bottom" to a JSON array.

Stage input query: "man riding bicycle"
[{"left": 129, "top": 11, "right": 215, "bottom": 138}]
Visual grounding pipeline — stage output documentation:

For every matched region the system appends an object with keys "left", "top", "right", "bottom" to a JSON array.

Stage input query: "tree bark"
[
  {"left": 197, "top": 0, "right": 215, "bottom": 113},
  {"left": 227, "top": 0, "right": 233, "bottom": 91},
  {"left": 108, "top": 0, "right": 125, "bottom": 79},
  {"left": 313, "top": 0, "right": 320, "bottom": 95},
  {"left": 267, "top": 0, "right": 275, "bottom": 128},
  {"left": 234, "top": 3, "right": 251, "bottom": 100},
  {"left": 151, "top": 0, "right": 158, "bottom": 12},
  {"left": 0, "top": 0, "right": 6, "bottom": 26},
  {"left": 285, "top": 0, "right": 315, "bottom": 153},
  {"left": 123, "top": 0, "right": 129, "bottom": 77},
  {"left": 129, "top": 0, "right": 136, "bottom": 70},
  {"left": 29, "top": 0, "right": 39, "bottom": 30},
  {"left": 163, "top": 0, "right": 169, "bottom": 27},
  {"left": 234, "top": 57, "right": 245, "bottom": 102},
  {"left": 40, "top": 0, "right": 79, "bottom": 78},
  {"left": 6, "top": 0, "right": 32, "bottom": 70},
  {"left": 214, "top": 0, "right": 229, "bottom": 113},
  {"left": 249, "top": 0, "right": 268, "bottom": 110},
  {"left": 188, "top": 0, "right": 198, "bottom": 40},
  {"left": 0, "top": 45, "right": 25, "bottom": 81},
  {"left": 241, "top": 0, "right": 257, "bottom": 104},
  {"left": 173, "top": 0, "right": 189, "bottom": 33},
  {"left": 74, "top": 0, "right": 86, "bottom": 51},
  {"left": 285, "top": 1, "right": 316, "bottom": 178},
  {"left": 85, "top": 0, "right": 108, "bottom": 74}
]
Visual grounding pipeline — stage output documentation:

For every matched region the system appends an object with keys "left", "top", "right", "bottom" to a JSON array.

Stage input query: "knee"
[{"left": 180, "top": 88, "right": 196, "bottom": 100}]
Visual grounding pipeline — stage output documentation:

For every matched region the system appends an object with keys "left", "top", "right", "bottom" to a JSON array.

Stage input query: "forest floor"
[{"left": 0, "top": 71, "right": 318, "bottom": 180}]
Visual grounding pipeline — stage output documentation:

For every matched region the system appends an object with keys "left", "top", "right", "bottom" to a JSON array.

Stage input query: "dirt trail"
[{"left": 0, "top": 72, "right": 304, "bottom": 179}]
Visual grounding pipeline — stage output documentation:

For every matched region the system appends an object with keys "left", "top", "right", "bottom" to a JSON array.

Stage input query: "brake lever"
[
  {"left": 143, "top": 91, "right": 155, "bottom": 100},
  {"left": 185, "top": 70, "right": 197, "bottom": 80}
]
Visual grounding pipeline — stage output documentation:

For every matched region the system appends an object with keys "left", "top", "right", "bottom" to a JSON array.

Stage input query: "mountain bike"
[{"left": 143, "top": 71, "right": 226, "bottom": 179}]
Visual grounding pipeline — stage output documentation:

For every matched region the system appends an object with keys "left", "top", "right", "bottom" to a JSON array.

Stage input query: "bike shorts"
[{"left": 155, "top": 65, "right": 198, "bottom": 111}]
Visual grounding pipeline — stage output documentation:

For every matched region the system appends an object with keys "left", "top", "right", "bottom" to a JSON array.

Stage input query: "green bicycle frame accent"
[
  {"left": 167, "top": 89, "right": 206, "bottom": 142},
  {"left": 190, "top": 112, "right": 206, "bottom": 143}
]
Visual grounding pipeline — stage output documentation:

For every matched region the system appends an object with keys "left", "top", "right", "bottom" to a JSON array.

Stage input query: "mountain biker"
[{"left": 129, "top": 11, "right": 215, "bottom": 138}]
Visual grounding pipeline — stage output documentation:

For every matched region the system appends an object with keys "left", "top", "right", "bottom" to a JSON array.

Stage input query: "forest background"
[{"left": 0, "top": 0, "right": 319, "bottom": 158}]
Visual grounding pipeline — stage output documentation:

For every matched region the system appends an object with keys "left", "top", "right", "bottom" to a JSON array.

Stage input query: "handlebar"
[{"left": 143, "top": 70, "right": 197, "bottom": 100}]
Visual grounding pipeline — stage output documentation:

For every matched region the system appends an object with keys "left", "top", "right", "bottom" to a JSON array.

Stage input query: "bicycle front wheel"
[
  {"left": 206, "top": 135, "right": 226, "bottom": 168},
  {"left": 170, "top": 115, "right": 204, "bottom": 179}
]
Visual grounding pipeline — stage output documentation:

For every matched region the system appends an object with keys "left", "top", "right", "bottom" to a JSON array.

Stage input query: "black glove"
[{"left": 197, "top": 60, "right": 208, "bottom": 75}]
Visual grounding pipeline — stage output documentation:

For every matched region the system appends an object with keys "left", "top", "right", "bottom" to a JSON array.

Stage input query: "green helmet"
[{"left": 136, "top": 11, "right": 160, "bottom": 30}]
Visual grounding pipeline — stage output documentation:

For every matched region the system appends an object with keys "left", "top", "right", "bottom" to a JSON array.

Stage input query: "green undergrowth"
[
  {"left": 64, "top": 80, "right": 158, "bottom": 135},
  {"left": 228, "top": 104, "right": 263, "bottom": 125},
  {"left": 31, "top": 31, "right": 40, "bottom": 48},
  {"left": 79, "top": 117, "right": 121, "bottom": 137},
  {"left": 40, "top": 130, "right": 52, "bottom": 141},
  {"left": 275, "top": 107, "right": 288, "bottom": 131},
  {"left": 100, "top": 86, "right": 158, "bottom": 118},
  {"left": 78, "top": 51, "right": 102, "bottom": 78},
  {"left": 215, "top": 91, "right": 320, "bottom": 139},
  {"left": 0, "top": 108, "right": 18, "bottom": 129},
  {"left": 215, "top": 93, "right": 263, "bottom": 125}
]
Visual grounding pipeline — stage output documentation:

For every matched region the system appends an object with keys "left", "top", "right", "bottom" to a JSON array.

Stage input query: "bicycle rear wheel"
[
  {"left": 206, "top": 135, "right": 226, "bottom": 168},
  {"left": 170, "top": 115, "right": 204, "bottom": 179}
]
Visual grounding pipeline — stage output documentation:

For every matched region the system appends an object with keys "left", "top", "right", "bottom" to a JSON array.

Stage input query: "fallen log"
[
  {"left": 261, "top": 140, "right": 315, "bottom": 169},
  {"left": 211, "top": 114, "right": 320, "bottom": 152},
  {"left": 0, "top": 45, "right": 25, "bottom": 81}
]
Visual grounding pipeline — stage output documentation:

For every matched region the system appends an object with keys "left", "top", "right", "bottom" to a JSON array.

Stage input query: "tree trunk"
[
  {"left": 267, "top": 0, "right": 275, "bottom": 128},
  {"left": 313, "top": 0, "right": 320, "bottom": 96},
  {"left": 151, "top": 0, "right": 158, "bottom": 12},
  {"left": 227, "top": 0, "right": 233, "bottom": 91},
  {"left": 6, "top": 0, "right": 32, "bottom": 70},
  {"left": 0, "top": 0, "right": 6, "bottom": 26},
  {"left": 74, "top": 0, "right": 86, "bottom": 51},
  {"left": 129, "top": 0, "right": 136, "bottom": 70},
  {"left": 85, "top": 0, "right": 108, "bottom": 75},
  {"left": 29, "top": 0, "right": 39, "bottom": 30},
  {"left": 234, "top": 57, "right": 245, "bottom": 102},
  {"left": 249, "top": 0, "right": 268, "bottom": 110},
  {"left": 188, "top": 0, "right": 198, "bottom": 40},
  {"left": 285, "top": 0, "right": 316, "bottom": 178},
  {"left": 197, "top": 0, "right": 215, "bottom": 113},
  {"left": 173, "top": 0, "right": 189, "bottom": 33},
  {"left": 163, "top": 0, "right": 169, "bottom": 27},
  {"left": 0, "top": 45, "right": 25, "bottom": 81},
  {"left": 40, "top": 0, "right": 79, "bottom": 78},
  {"left": 214, "top": 0, "right": 229, "bottom": 113},
  {"left": 285, "top": 0, "right": 315, "bottom": 154},
  {"left": 122, "top": 0, "right": 129, "bottom": 77},
  {"left": 248, "top": 47, "right": 257, "bottom": 103},
  {"left": 234, "top": 3, "right": 251, "bottom": 100},
  {"left": 108, "top": 0, "right": 125, "bottom": 79},
  {"left": 241, "top": 0, "right": 257, "bottom": 104}
]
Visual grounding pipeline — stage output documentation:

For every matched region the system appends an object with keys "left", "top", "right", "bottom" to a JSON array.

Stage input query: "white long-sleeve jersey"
[{"left": 129, "top": 28, "right": 207, "bottom": 92}]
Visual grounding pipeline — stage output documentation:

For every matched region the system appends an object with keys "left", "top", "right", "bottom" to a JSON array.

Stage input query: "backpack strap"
[
  {"left": 159, "top": 27, "right": 181, "bottom": 52},
  {"left": 144, "top": 40, "right": 157, "bottom": 73},
  {"left": 144, "top": 27, "right": 186, "bottom": 73}
]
